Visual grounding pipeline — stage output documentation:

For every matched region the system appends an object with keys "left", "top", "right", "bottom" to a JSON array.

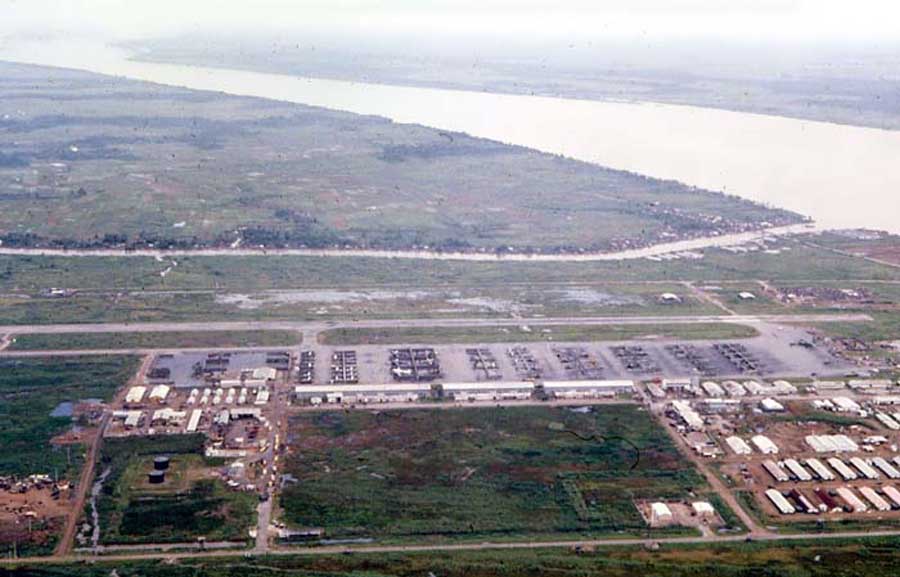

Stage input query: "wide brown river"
[{"left": 4, "top": 40, "right": 900, "bottom": 234}]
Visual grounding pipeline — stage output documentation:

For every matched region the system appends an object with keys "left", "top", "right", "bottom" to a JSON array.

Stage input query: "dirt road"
[
  {"left": 651, "top": 404, "right": 767, "bottom": 536},
  {"left": 54, "top": 413, "right": 109, "bottom": 557}
]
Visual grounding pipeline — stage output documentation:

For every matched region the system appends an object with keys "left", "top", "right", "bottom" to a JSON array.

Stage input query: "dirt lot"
[{"left": 0, "top": 486, "right": 70, "bottom": 555}]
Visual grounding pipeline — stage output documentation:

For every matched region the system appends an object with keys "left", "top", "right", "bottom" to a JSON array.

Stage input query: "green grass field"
[
  {"left": 280, "top": 406, "right": 711, "bottom": 542},
  {"left": 1, "top": 240, "right": 898, "bottom": 297},
  {"left": 318, "top": 322, "right": 759, "bottom": 345},
  {"left": 0, "top": 355, "right": 139, "bottom": 477},
  {"left": 93, "top": 435, "right": 256, "bottom": 545},
  {"left": 0, "top": 240, "right": 897, "bottom": 326},
  {"left": 7, "top": 330, "right": 301, "bottom": 351}
]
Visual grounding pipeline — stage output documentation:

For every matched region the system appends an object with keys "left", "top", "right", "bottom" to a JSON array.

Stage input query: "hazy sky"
[{"left": 3, "top": 0, "right": 899, "bottom": 46}]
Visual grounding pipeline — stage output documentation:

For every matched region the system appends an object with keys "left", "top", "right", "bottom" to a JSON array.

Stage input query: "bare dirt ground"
[{"left": 0, "top": 488, "right": 68, "bottom": 555}]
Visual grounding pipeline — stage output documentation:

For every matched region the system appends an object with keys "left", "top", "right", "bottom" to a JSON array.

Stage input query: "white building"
[
  {"left": 671, "top": 400, "right": 704, "bottom": 430},
  {"left": 148, "top": 384, "right": 171, "bottom": 402},
  {"left": 186, "top": 409, "right": 203, "bottom": 433},
  {"left": 650, "top": 502, "right": 673, "bottom": 525},
  {"left": 692, "top": 501, "right": 716, "bottom": 518},
  {"left": 759, "top": 398, "right": 785, "bottom": 412},
  {"left": 700, "top": 381, "right": 725, "bottom": 397},
  {"left": 832, "top": 397, "right": 861, "bottom": 412},
  {"left": 252, "top": 367, "right": 278, "bottom": 381},
  {"left": 125, "top": 386, "right": 146, "bottom": 404},
  {"left": 806, "top": 434, "right": 858, "bottom": 453},
  {"left": 751, "top": 434, "right": 779, "bottom": 454},
  {"left": 725, "top": 436, "right": 752, "bottom": 455},
  {"left": 765, "top": 489, "right": 795, "bottom": 514}
]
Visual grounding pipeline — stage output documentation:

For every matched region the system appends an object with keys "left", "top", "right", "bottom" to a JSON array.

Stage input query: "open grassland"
[
  {"left": 319, "top": 323, "right": 759, "bottom": 345},
  {"left": 7, "top": 536, "right": 900, "bottom": 576},
  {"left": 806, "top": 310, "right": 900, "bottom": 342},
  {"left": 280, "top": 406, "right": 715, "bottom": 542},
  {"left": 0, "top": 241, "right": 898, "bottom": 326},
  {"left": 7, "top": 330, "right": 301, "bottom": 350},
  {"left": 93, "top": 435, "right": 255, "bottom": 545},
  {"left": 0, "top": 61, "right": 798, "bottom": 253},
  {"left": 805, "top": 231, "right": 900, "bottom": 266},
  {"left": 1, "top": 241, "right": 898, "bottom": 295},
  {"left": 0, "top": 356, "right": 139, "bottom": 477},
  {"left": 0, "top": 284, "right": 719, "bottom": 326}
]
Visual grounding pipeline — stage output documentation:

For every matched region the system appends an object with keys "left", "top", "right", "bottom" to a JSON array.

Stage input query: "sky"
[{"left": 2, "top": 0, "right": 900, "bottom": 47}]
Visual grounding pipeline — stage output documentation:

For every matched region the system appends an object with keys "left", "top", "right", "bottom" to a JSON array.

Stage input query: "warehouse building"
[
  {"left": 671, "top": 400, "right": 704, "bottom": 430},
  {"left": 759, "top": 398, "right": 785, "bottom": 412},
  {"left": 151, "top": 408, "right": 186, "bottom": 425},
  {"left": 700, "top": 381, "right": 725, "bottom": 397},
  {"left": 765, "top": 489, "right": 795, "bottom": 514},
  {"left": 125, "top": 386, "right": 146, "bottom": 404},
  {"left": 650, "top": 502, "right": 673, "bottom": 525},
  {"left": 872, "top": 457, "right": 900, "bottom": 479},
  {"left": 725, "top": 435, "right": 752, "bottom": 455},
  {"left": 804, "top": 458, "right": 835, "bottom": 481},
  {"left": 859, "top": 486, "right": 891, "bottom": 512},
  {"left": 542, "top": 380, "right": 634, "bottom": 398},
  {"left": 148, "top": 384, "right": 171, "bottom": 402},
  {"left": 836, "top": 487, "right": 868, "bottom": 513},
  {"left": 875, "top": 412, "right": 900, "bottom": 430},
  {"left": 849, "top": 457, "right": 880, "bottom": 480},
  {"left": 692, "top": 501, "right": 716, "bottom": 519},
  {"left": 827, "top": 458, "right": 858, "bottom": 481},
  {"left": 186, "top": 409, "right": 202, "bottom": 432},
  {"left": 751, "top": 434, "right": 779, "bottom": 454},
  {"left": 763, "top": 459, "right": 790, "bottom": 482},
  {"left": 805, "top": 434, "right": 859, "bottom": 453},
  {"left": 783, "top": 458, "right": 812, "bottom": 481},
  {"left": 295, "top": 383, "right": 432, "bottom": 404}
]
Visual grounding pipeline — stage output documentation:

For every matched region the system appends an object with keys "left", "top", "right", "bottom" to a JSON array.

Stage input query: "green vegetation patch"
[
  {"left": 95, "top": 435, "right": 256, "bottom": 545},
  {"left": 8, "top": 330, "right": 301, "bottom": 351},
  {"left": 319, "top": 322, "right": 758, "bottom": 345},
  {"left": 0, "top": 355, "right": 139, "bottom": 477},
  {"left": 280, "top": 406, "right": 707, "bottom": 542}
]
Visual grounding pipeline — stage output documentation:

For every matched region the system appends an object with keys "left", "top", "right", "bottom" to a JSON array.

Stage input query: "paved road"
[
  {"left": 0, "top": 223, "right": 817, "bottom": 262},
  {"left": 0, "top": 313, "right": 871, "bottom": 337},
  {"left": 7, "top": 527, "right": 900, "bottom": 566}
]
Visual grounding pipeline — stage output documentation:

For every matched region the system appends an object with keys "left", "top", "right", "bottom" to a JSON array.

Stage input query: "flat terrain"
[
  {"left": 0, "top": 356, "right": 139, "bottom": 477},
  {"left": 0, "top": 355, "right": 139, "bottom": 556},
  {"left": 0, "top": 61, "right": 798, "bottom": 254},
  {"left": 133, "top": 35, "right": 900, "bottom": 131},
  {"left": 280, "top": 406, "right": 718, "bottom": 542},
  {"left": 91, "top": 435, "right": 256, "bottom": 546},
  {"left": 6, "top": 534, "right": 900, "bottom": 575},
  {"left": 7, "top": 330, "right": 301, "bottom": 351},
  {"left": 0, "top": 236, "right": 899, "bottom": 327},
  {"left": 318, "top": 323, "right": 759, "bottom": 345}
]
